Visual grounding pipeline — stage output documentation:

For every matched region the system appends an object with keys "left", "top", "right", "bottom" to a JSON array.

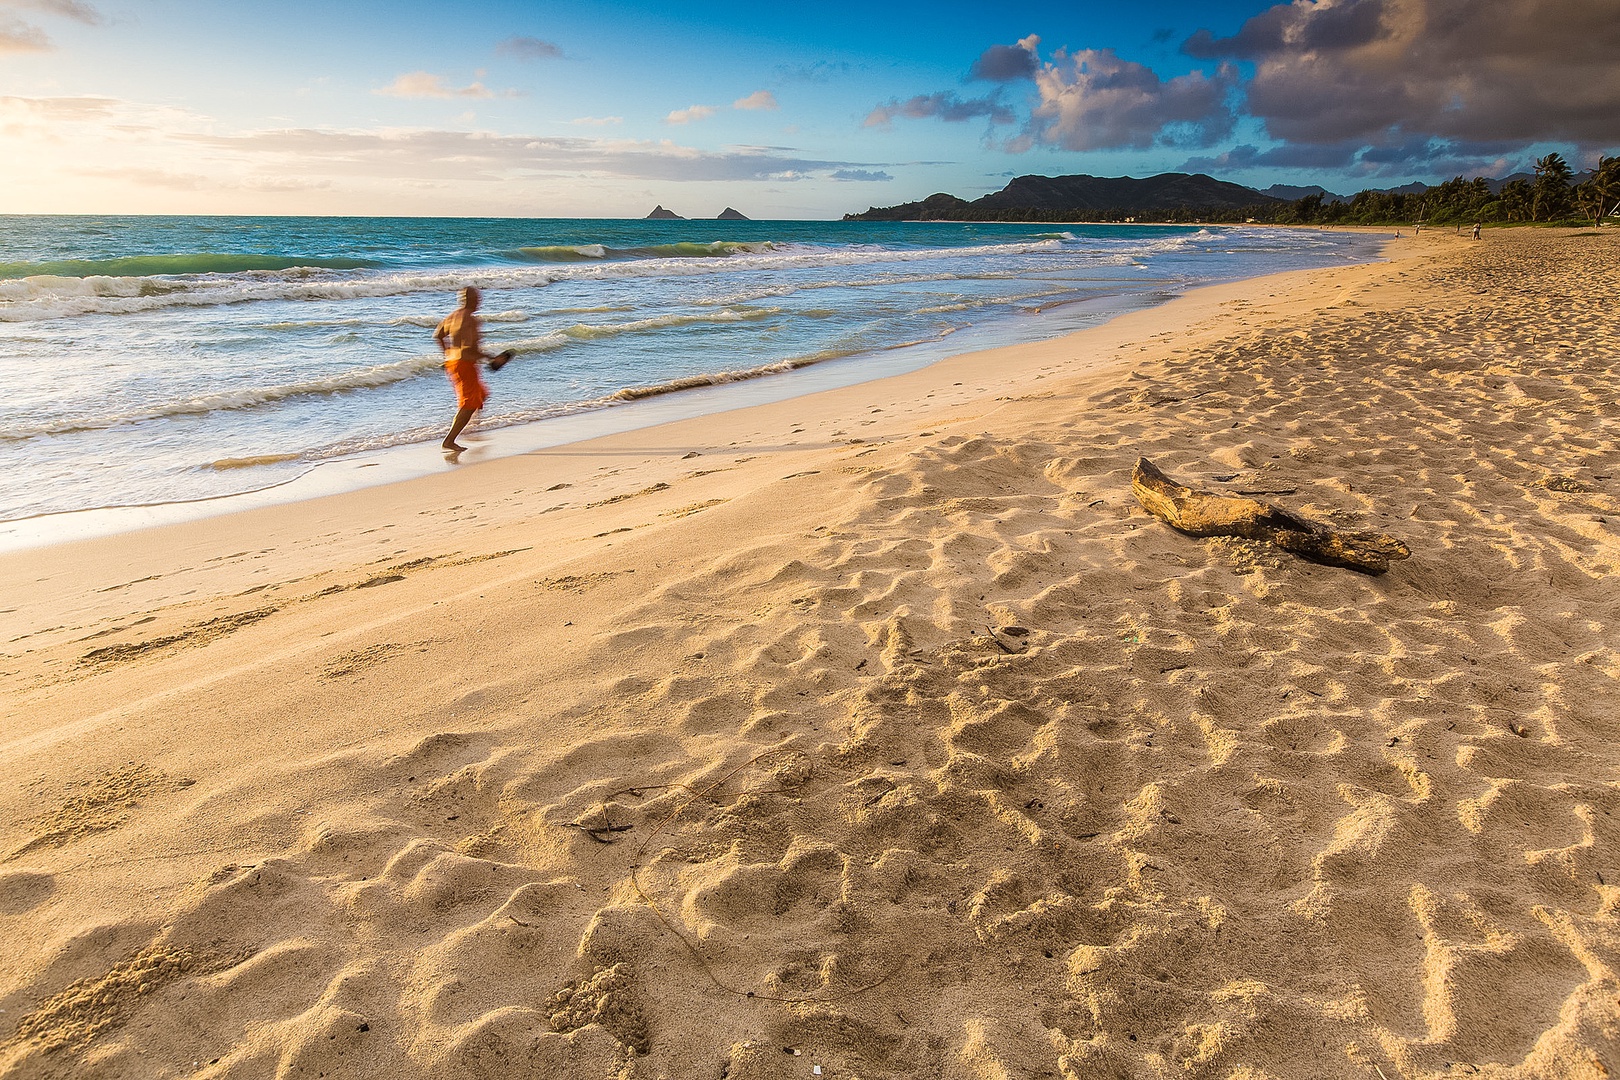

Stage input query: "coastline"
[
  {"left": 0, "top": 219, "right": 1377, "bottom": 535},
  {"left": 0, "top": 244, "right": 1399, "bottom": 579},
  {"left": 0, "top": 283, "right": 1179, "bottom": 553},
  {"left": 5, "top": 227, "right": 1618, "bottom": 1079}
]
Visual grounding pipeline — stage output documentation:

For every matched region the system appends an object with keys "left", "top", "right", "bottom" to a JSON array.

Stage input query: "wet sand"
[{"left": 2, "top": 227, "right": 1617, "bottom": 1079}]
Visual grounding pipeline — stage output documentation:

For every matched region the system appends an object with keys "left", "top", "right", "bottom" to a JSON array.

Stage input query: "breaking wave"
[
  {"left": 0, "top": 253, "right": 381, "bottom": 279},
  {"left": 0, "top": 237, "right": 1066, "bottom": 322},
  {"left": 3, "top": 307, "right": 782, "bottom": 441}
]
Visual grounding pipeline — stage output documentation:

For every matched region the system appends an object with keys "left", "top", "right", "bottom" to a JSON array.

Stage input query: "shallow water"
[{"left": 0, "top": 216, "right": 1377, "bottom": 521}]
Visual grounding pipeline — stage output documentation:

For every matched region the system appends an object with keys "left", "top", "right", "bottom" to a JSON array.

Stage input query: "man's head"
[{"left": 460, "top": 286, "right": 481, "bottom": 312}]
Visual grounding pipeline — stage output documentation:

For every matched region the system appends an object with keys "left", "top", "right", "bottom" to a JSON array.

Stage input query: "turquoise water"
[{"left": 0, "top": 216, "right": 1376, "bottom": 521}]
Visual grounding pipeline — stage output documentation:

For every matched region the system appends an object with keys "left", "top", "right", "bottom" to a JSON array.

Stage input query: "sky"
[{"left": 1, "top": 0, "right": 1616, "bottom": 218}]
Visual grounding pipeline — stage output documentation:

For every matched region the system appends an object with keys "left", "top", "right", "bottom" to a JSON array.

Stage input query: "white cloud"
[
  {"left": 375, "top": 72, "right": 501, "bottom": 100},
  {"left": 570, "top": 115, "right": 623, "bottom": 126},
  {"left": 665, "top": 104, "right": 716, "bottom": 124},
  {"left": 0, "top": 93, "right": 118, "bottom": 120},
  {"left": 733, "top": 90, "right": 778, "bottom": 111},
  {"left": 0, "top": 0, "right": 98, "bottom": 51},
  {"left": 1028, "top": 48, "right": 1235, "bottom": 151},
  {"left": 175, "top": 126, "right": 891, "bottom": 184},
  {"left": 11, "top": 0, "right": 101, "bottom": 21},
  {"left": 0, "top": 15, "right": 49, "bottom": 50}
]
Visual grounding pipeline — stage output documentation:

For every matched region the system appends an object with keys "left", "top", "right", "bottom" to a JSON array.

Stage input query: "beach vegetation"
[
  {"left": 1532, "top": 153, "right": 1574, "bottom": 222},
  {"left": 1574, "top": 156, "right": 1620, "bottom": 226},
  {"left": 846, "top": 163, "right": 1620, "bottom": 229}
]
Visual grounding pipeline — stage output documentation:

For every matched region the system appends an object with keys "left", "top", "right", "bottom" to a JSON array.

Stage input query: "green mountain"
[{"left": 845, "top": 173, "right": 1281, "bottom": 222}]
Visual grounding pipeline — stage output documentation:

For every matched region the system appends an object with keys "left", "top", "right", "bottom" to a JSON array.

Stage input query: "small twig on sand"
[{"left": 561, "top": 813, "right": 634, "bottom": 844}]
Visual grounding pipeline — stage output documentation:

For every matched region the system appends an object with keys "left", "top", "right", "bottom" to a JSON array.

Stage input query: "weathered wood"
[{"left": 1131, "top": 457, "right": 1410, "bottom": 575}]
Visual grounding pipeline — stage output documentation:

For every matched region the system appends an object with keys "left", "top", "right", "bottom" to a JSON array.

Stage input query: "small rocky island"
[
  {"left": 716, "top": 207, "right": 749, "bottom": 220},
  {"left": 645, "top": 205, "right": 683, "bottom": 219}
]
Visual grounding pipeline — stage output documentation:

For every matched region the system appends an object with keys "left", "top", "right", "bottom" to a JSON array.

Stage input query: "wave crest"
[{"left": 0, "top": 253, "right": 382, "bottom": 279}]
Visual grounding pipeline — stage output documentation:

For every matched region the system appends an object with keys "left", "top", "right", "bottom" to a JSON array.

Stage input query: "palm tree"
[
  {"left": 1576, "top": 155, "right": 1620, "bottom": 226},
  {"left": 1497, "top": 179, "right": 1533, "bottom": 222},
  {"left": 1533, "top": 153, "right": 1573, "bottom": 222}
]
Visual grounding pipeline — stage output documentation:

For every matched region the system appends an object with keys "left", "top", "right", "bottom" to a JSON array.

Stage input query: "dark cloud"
[
  {"left": 1181, "top": 136, "right": 1528, "bottom": 181},
  {"left": 1182, "top": 142, "right": 1365, "bottom": 172},
  {"left": 864, "top": 92, "right": 1015, "bottom": 128},
  {"left": 495, "top": 36, "right": 562, "bottom": 61},
  {"left": 1149, "top": 28, "right": 1176, "bottom": 44},
  {"left": 1028, "top": 48, "right": 1235, "bottom": 151},
  {"left": 832, "top": 169, "right": 893, "bottom": 181},
  {"left": 176, "top": 128, "right": 892, "bottom": 185},
  {"left": 1184, "top": 0, "right": 1620, "bottom": 147},
  {"left": 969, "top": 37, "right": 1038, "bottom": 82},
  {"left": 1184, "top": 0, "right": 1387, "bottom": 59}
]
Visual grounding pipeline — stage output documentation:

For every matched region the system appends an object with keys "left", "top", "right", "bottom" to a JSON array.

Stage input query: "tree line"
[
  {"left": 851, "top": 154, "right": 1619, "bottom": 228},
  {"left": 1273, "top": 154, "right": 1620, "bottom": 227}
]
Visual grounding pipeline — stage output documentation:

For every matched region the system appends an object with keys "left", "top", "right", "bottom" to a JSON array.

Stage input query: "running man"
[{"left": 433, "top": 286, "right": 510, "bottom": 451}]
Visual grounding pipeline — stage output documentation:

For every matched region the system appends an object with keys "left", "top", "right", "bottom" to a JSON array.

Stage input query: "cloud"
[
  {"left": 878, "top": 40, "right": 1231, "bottom": 150},
  {"left": 71, "top": 166, "right": 207, "bottom": 190},
  {"left": 13, "top": 0, "right": 100, "bottom": 21},
  {"left": 1182, "top": 0, "right": 1620, "bottom": 147},
  {"left": 0, "top": 93, "right": 118, "bottom": 120},
  {"left": 494, "top": 35, "right": 562, "bottom": 61},
  {"left": 0, "top": 0, "right": 97, "bottom": 51},
  {"left": 969, "top": 35, "right": 1040, "bottom": 82},
  {"left": 1027, "top": 48, "right": 1235, "bottom": 150},
  {"left": 570, "top": 115, "right": 623, "bottom": 126},
  {"left": 0, "top": 16, "right": 47, "bottom": 50},
  {"left": 864, "top": 92, "right": 1014, "bottom": 128},
  {"left": 777, "top": 60, "right": 852, "bottom": 83},
  {"left": 831, "top": 168, "right": 893, "bottom": 181},
  {"left": 733, "top": 90, "right": 778, "bottom": 111},
  {"left": 1181, "top": 136, "right": 1531, "bottom": 180},
  {"left": 665, "top": 104, "right": 716, "bottom": 124},
  {"left": 1182, "top": 142, "right": 1365, "bottom": 172},
  {"left": 175, "top": 126, "right": 890, "bottom": 185},
  {"left": 375, "top": 72, "right": 502, "bottom": 100}
]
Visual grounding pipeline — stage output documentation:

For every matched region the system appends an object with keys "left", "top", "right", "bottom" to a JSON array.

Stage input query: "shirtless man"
[{"left": 433, "top": 286, "right": 510, "bottom": 451}]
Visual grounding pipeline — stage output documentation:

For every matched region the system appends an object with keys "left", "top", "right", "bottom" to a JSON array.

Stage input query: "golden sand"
[{"left": 2, "top": 228, "right": 1617, "bottom": 1079}]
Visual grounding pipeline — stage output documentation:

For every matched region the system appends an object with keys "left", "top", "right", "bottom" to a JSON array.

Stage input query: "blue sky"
[{"left": 1, "top": 0, "right": 1615, "bottom": 217}]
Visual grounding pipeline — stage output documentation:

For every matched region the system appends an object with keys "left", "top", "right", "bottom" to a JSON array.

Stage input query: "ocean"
[{"left": 0, "top": 216, "right": 1378, "bottom": 529}]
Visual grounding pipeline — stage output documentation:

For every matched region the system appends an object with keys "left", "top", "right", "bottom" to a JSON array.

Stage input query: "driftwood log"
[{"left": 1131, "top": 457, "right": 1411, "bottom": 575}]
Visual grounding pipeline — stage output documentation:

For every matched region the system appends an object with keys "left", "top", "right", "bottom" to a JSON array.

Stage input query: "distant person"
[
  {"left": 433, "top": 286, "right": 511, "bottom": 452},
  {"left": 1472, "top": 222, "right": 1482, "bottom": 240}
]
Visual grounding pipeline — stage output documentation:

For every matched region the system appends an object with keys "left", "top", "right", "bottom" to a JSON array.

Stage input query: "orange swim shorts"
[{"left": 446, "top": 358, "right": 487, "bottom": 411}]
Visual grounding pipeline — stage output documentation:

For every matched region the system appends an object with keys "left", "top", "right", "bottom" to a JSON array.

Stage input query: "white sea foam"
[
  {"left": 2, "top": 352, "right": 448, "bottom": 440},
  {"left": 4, "top": 306, "right": 786, "bottom": 441},
  {"left": 0, "top": 238, "right": 1069, "bottom": 322}
]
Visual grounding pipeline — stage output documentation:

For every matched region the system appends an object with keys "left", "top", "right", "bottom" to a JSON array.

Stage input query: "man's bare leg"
[{"left": 444, "top": 406, "right": 476, "bottom": 451}]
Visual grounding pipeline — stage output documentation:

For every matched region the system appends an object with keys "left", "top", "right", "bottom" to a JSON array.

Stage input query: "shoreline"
[
  {"left": 0, "top": 230, "right": 1379, "bottom": 554},
  {"left": 7, "top": 227, "right": 1616, "bottom": 1079}
]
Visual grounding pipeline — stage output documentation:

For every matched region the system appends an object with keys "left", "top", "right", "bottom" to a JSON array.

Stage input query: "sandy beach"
[{"left": 3, "top": 227, "right": 1617, "bottom": 1079}]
